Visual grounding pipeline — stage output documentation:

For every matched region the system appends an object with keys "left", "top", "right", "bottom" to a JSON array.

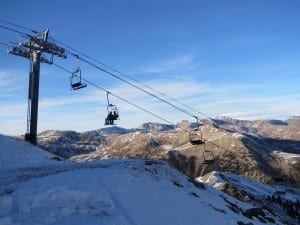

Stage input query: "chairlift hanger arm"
[{"left": 106, "top": 91, "right": 111, "bottom": 105}]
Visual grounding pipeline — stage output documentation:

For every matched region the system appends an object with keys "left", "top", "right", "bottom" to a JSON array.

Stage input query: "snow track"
[{"left": 0, "top": 162, "right": 110, "bottom": 188}]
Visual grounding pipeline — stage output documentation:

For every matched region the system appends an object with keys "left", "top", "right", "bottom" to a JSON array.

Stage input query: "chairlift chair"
[
  {"left": 273, "top": 187, "right": 286, "bottom": 196},
  {"left": 273, "top": 176, "right": 286, "bottom": 195},
  {"left": 190, "top": 128, "right": 205, "bottom": 145},
  {"left": 190, "top": 117, "right": 205, "bottom": 145},
  {"left": 70, "top": 55, "right": 87, "bottom": 90},
  {"left": 104, "top": 92, "right": 119, "bottom": 125},
  {"left": 272, "top": 159, "right": 286, "bottom": 195},
  {"left": 70, "top": 69, "right": 87, "bottom": 90},
  {"left": 203, "top": 149, "right": 215, "bottom": 164}
]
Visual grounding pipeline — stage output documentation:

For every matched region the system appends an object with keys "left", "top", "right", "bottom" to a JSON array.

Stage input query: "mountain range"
[{"left": 37, "top": 118, "right": 300, "bottom": 189}]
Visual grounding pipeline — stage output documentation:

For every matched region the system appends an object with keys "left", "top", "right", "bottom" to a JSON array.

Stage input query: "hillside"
[
  {"left": 39, "top": 118, "right": 300, "bottom": 188},
  {"left": 2, "top": 134, "right": 299, "bottom": 224}
]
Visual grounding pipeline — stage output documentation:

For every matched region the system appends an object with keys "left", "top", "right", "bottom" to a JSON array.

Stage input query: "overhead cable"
[
  {"left": 0, "top": 19, "right": 38, "bottom": 34},
  {"left": 0, "top": 24, "right": 29, "bottom": 36},
  {"left": 0, "top": 42, "right": 8, "bottom": 47},
  {"left": 0, "top": 19, "right": 211, "bottom": 122},
  {"left": 67, "top": 52, "right": 199, "bottom": 120},
  {"left": 52, "top": 62, "right": 175, "bottom": 126},
  {"left": 52, "top": 38, "right": 212, "bottom": 120}
]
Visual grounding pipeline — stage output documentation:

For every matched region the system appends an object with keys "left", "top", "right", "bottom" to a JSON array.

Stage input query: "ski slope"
[
  {"left": 0, "top": 134, "right": 291, "bottom": 225},
  {"left": 0, "top": 134, "right": 61, "bottom": 170}
]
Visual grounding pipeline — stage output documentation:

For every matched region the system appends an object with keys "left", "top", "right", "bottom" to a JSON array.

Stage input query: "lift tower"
[{"left": 8, "top": 29, "right": 67, "bottom": 145}]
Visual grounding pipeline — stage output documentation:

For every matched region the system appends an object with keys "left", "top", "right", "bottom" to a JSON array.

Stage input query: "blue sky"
[{"left": 0, "top": 0, "right": 300, "bottom": 135}]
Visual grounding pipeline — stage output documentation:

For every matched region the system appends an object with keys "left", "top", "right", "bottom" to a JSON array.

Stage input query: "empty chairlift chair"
[
  {"left": 70, "top": 68, "right": 87, "bottom": 90},
  {"left": 70, "top": 55, "right": 87, "bottom": 90},
  {"left": 203, "top": 149, "right": 215, "bottom": 164},
  {"left": 272, "top": 158, "right": 286, "bottom": 195},
  {"left": 273, "top": 176, "right": 286, "bottom": 195},
  {"left": 190, "top": 128, "right": 205, "bottom": 145},
  {"left": 190, "top": 117, "right": 205, "bottom": 145}
]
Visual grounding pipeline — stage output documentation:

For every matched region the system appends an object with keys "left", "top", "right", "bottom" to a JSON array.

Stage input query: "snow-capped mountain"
[
  {"left": 1, "top": 134, "right": 299, "bottom": 225},
  {"left": 138, "top": 122, "right": 176, "bottom": 132}
]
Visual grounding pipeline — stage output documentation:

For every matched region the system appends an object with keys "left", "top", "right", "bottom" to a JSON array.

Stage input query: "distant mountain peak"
[{"left": 138, "top": 122, "right": 176, "bottom": 132}]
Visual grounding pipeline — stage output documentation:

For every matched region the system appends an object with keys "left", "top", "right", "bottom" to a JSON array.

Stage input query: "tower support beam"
[
  {"left": 25, "top": 51, "right": 40, "bottom": 144},
  {"left": 8, "top": 29, "right": 67, "bottom": 145}
]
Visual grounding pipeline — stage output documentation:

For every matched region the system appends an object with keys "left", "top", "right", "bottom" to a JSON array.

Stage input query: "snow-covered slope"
[
  {"left": 199, "top": 171, "right": 300, "bottom": 223},
  {"left": 199, "top": 171, "right": 300, "bottom": 200},
  {"left": 1, "top": 134, "right": 294, "bottom": 225},
  {"left": 0, "top": 134, "right": 61, "bottom": 170}
]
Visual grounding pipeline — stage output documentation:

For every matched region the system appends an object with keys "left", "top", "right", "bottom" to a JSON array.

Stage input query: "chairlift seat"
[
  {"left": 203, "top": 159, "right": 214, "bottom": 164},
  {"left": 203, "top": 150, "right": 214, "bottom": 164},
  {"left": 104, "top": 120, "right": 115, "bottom": 126},
  {"left": 71, "top": 82, "right": 87, "bottom": 90},
  {"left": 190, "top": 139, "right": 205, "bottom": 145},
  {"left": 70, "top": 68, "right": 87, "bottom": 90},
  {"left": 190, "top": 128, "right": 204, "bottom": 145},
  {"left": 273, "top": 177, "right": 285, "bottom": 183},
  {"left": 274, "top": 190, "right": 286, "bottom": 195}
]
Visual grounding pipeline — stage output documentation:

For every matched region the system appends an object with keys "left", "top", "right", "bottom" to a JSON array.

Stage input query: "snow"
[
  {"left": 161, "top": 144, "right": 173, "bottom": 151},
  {"left": 1, "top": 159, "right": 263, "bottom": 225},
  {"left": 0, "top": 134, "right": 61, "bottom": 170},
  {"left": 199, "top": 171, "right": 300, "bottom": 202},
  {"left": 97, "top": 126, "right": 135, "bottom": 135},
  {"left": 231, "top": 133, "right": 245, "bottom": 139},
  {"left": 0, "top": 134, "right": 296, "bottom": 225},
  {"left": 197, "top": 171, "right": 225, "bottom": 188}
]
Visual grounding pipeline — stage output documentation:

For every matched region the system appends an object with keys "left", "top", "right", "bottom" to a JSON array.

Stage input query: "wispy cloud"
[
  {"left": 1, "top": 73, "right": 299, "bottom": 135},
  {"left": 0, "top": 71, "right": 27, "bottom": 98},
  {"left": 133, "top": 54, "right": 200, "bottom": 75}
]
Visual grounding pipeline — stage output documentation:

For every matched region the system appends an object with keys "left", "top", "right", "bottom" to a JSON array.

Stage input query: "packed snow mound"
[{"left": 0, "top": 134, "right": 60, "bottom": 170}]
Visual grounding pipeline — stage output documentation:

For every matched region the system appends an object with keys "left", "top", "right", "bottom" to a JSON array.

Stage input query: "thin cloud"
[
  {"left": 0, "top": 70, "right": 27, "bottom": 98},
  {"left": 1, "top": 74, "right": 299, "bottom": 135},
  {"left": 133, "top": 54, "right": 199, "bottom": 75}
]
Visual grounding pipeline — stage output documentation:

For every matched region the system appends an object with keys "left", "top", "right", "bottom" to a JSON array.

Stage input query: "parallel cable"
[
  {"left": 67, "top": 52, "right": 198, "bottom": 120},
  {"left": 0, "top": 24, "right": 29, "bottom": 36},
  {"left": 52, "top": 38, "right": 212, "bottom": 120},
  {"left": 53, "top": 63, "right": 232, "bottom": 155},
  {"left": 52, "top": 62, "right": 175, "bottom": 126},
  {"left": 0, "top": 42, "right": 8, "bottom": 47},
  {"left": 0, "top": 19, "right": 38, "bottom": 33},
  {"left": 53, "top": 65, "right": 272, "bottom": 168},
  {"left": 0, "top": 19, "right": 210, "bottom": 122},
  {"left": 0, "top": 19, "right": 245, "bottom": 157},
  {"left": 0, "top": 20, "right": 194, "bottom": 128}
]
